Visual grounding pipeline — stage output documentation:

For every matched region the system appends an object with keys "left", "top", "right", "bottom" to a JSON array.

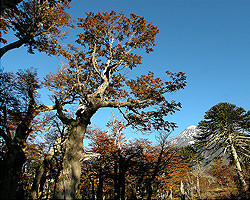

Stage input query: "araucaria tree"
[
  {"left": 195, "top": 102, "right": 250, "bottom": 194},
  {"left": 45, "top": 11, "right": 186, "bottom": 199}
]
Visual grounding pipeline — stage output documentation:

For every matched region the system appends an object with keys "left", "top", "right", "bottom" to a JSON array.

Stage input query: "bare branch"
[
  {"left": 101, "top": 99, "right": 148, "bottom": 108},
  {"left": 54, "top": 97, "right": 74, "bottom": 125},
  {"left": 92, "top": 43, "right": 102, "bottom": 78}
]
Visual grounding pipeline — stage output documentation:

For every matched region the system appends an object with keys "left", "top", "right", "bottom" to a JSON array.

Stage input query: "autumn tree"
[
  {"left": 143, "top": 131, "right": 171, "bottom": 200},
  {"left": 44, "top": 11, "right": 186, "bottom": 199},
  {"left": 28, "top": 113, "right": 69, "bottom": 199},
  {"left": 209, "top": 158, "right": 238, "bottom": 195},
  {"left": 81, "top": 115, "right": 144, "bottom": 200},
  {"left": 0, "top": 68, "right": 56, "bottom": 199},
  {"left": 79, "top": 117, "right": 193, "bottom": 199},
  {"left": 195, "top": 102, "right": 250, "bottom": 196},
  {"left": 0, "top": 0, "right": 73, "bottom": 58},
  {"left": 1, "top": 0, "right": 71, "bottom": 11}
]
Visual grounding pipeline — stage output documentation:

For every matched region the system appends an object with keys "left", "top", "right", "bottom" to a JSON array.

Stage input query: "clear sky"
[{"left": 1, "top": 0, "right": 250, "bottom": 141}]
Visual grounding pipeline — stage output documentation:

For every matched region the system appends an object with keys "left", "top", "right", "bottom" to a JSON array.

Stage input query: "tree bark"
[
  {"left": 54, "top": 124, "right": 86, "bottom": 199},
  {"left": 229, "top": 135, "right": 248, "bottom": 192},
  {"left": 30, "top": 147, "right": 55, "bottom": 199},
  {"left": 30, "top": 163, "right": 46, "bottom": 199},
  {"left": 0, "top": 98, "right": 38, "bottom": 199}
]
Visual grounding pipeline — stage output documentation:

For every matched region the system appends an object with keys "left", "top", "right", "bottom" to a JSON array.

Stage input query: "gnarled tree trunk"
[{"left": 54, "top": 124, "right": 86, "bottom": 199}]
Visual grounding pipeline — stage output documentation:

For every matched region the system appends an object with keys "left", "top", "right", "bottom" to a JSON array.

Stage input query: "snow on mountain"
[{"left": 167, "top": 125, "right": 201, "bottom": 148}]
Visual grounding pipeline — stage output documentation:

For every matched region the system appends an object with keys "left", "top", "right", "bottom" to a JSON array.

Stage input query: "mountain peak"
[
  {"left": 187, "top": 125, "right": 197, "bottom": 129},
  {"left": 167, "top": 125, "right": 200, "bottom": 148}
]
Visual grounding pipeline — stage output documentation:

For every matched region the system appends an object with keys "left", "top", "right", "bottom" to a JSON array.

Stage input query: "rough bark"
[
  {"left": 54, "top": 124, "right": 87, "bottom": 199},
  {"left": 53, "top": 96, "right": 99, "bottom": 199},
  {"left": 30, "top": 163, "right": 46, "bottom": 199}
]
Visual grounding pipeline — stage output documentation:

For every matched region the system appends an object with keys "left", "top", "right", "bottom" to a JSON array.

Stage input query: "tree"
[
  {"left": 29, "top": 113, "right": 68, "bottom": 199},
  {"left": 0, "top": 68, "right": 55, "bottom": 199},
  {"left": 1, "top": 0, "right": 71, "bottom": 11},
  {"left": 1, "top": 0, "right": 23, "bottom": 11},
  {"left": 84, "top": 119, "right": 144, "bottom": 200},
  {"left": 45, "top": 11, "right": 186, "bottom": 199},
  {"left": 209, "top": 158, "right": 237, "bottom": 193},
  {"left": 0, "top": 0, "right": 73, "bottom": 58},
  {"left": 195, "top": 102, "right": 250, "bottom": 195}
]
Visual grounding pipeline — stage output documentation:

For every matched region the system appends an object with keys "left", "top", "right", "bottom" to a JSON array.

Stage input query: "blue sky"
[{"left": 1, "top": 0, "right": 250, "bottom": 141}]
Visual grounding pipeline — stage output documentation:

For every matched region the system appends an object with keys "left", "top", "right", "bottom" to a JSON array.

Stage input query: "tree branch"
[
  {"left": 55, "top": 97, "right": 74, "bottom": 125},
  {"left": 0, "top": 128, "right": 12, "bottom": 147},
  {"left": 36, "top": 104, "right": 56, "bottom": 112},
  {"left": 101, "top": 99, "right": 148, "bottom": 108},
  {"left": 92, "top": 43, "right": 102, "bottom": 78},
  {"left": 0, "top": 39, "right": 24, "bottom": 58}
]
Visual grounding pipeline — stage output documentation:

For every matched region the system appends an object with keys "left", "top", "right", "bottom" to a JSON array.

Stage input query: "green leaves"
[{"left": 196, "top": 102, "right": 250, "bottom": 161}]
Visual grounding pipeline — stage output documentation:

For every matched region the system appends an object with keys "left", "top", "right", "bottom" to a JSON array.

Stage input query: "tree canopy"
[
  {"left": 43, "top": 11, "right": 187, "bottom": 199},
  {"left": 0, "top": 6, "right": 189, "bottom": 200},
  {"left": 0, "top": 0, "right": 73, "bottom": 58},
  {"left": 195, "top": 102, "right": 250, "bottom": 194},
  {"left": 45, "top": 10, "right": 186, "bottom": 132}
]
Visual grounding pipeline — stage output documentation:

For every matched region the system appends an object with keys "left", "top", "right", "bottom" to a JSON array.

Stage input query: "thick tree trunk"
[
  {"left": 229, "top": 135, "right": 248, "bottom": 193},
  {"left": 30, "top": 147, "right": 55, "bottom": 199},
  {"left": 54, "top": 124, "right": 86, "bottom": 199},
  {"left": 0, "top": 143, "right": 26, "bottom": 199},
  {"left": 30, "top": 163, "right": 46, "bottom": 199}
]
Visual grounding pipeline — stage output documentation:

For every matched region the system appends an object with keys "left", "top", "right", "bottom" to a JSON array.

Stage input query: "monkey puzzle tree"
[
  {"left": 45, "top": 11, "right": 186, "bottom": 199},
  {"left": 0, "top": 0, "right": 73, "bottom": 58},
  {"left": 195, "top": 102, "right": 250, "bottom": 194}
]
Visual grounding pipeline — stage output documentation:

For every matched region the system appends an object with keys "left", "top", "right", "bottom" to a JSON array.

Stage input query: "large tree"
[
  {"left": 0, "top": 0, "right": 73, "bottom": 58},
  {"left": 45, "top": 11, "right": 186, "bottom": 199},
  {"left": 195, "top": 102, "right": 250, "bottom": 195},
  {"left": 0, "top": 68, "right": 55, "bottom": 199}
]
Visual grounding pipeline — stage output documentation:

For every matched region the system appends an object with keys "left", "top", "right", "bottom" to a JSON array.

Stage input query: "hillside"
[{"left": 167, "top": 125, "right": 200, "bottom": 148}]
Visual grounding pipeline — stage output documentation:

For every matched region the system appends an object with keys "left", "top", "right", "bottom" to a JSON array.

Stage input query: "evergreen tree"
[{"left": 195, "top": 102, "right": 250, "bottom": 195}]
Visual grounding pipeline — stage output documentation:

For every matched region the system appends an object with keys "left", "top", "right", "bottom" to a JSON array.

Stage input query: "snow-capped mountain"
[{"left": 167, "top": 125, "right": 201, "bottom": 148}]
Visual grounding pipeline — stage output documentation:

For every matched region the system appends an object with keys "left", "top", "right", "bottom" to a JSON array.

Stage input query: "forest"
[{"left": 1, "top": 0, "right": 250, "bottom": 199}]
